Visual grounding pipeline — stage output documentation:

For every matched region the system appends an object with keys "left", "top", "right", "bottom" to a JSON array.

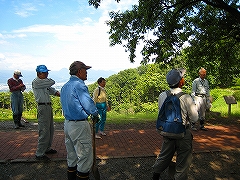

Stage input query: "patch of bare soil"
[
  {"left": 0, "top": 150, "right": 240, "bottom": 180},
  {"left": 0, "top": 112, "right": 240, "bottom": 180}
]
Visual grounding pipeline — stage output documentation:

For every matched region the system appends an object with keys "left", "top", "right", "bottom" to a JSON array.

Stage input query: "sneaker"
[
  {"left": 200, "top": 127, "right": 207, "bottom": 131},
  {"left": 191, "top": 124, "right": 197, "bottom": 131},
  {"left": 21, "top": 117, "right": 29, "bottom": 123},
  {"left": 191, "top": 127, "right": 197, "bottom": 131},
  {"left": 45, "top": 149, "right": 57, "bottom": 154},
  {"left": 95, "top": 135, "right": 102, "bottom": 139},
  {"left": 99, "top": 131, "right": 106, "bottom": 136},
  {"left": 35, "top": 155, "right": 51, "bottom": 161}
]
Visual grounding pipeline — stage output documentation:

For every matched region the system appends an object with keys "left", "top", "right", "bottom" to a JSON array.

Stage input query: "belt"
[
  {"left": 38, "top": 102, "right": 52, "bottom": 105},
  {"left": 68, "top": 118, "right": 88, "bottom": 121}
]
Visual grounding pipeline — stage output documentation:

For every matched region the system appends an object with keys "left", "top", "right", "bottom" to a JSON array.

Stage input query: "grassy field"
[{"left": 1, "top": 88, "right": 239, "bottom": 124}]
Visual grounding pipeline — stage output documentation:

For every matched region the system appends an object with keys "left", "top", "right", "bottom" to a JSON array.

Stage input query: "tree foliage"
[{"left": 89, "top": 0, "right": 240, "bottom": 87}]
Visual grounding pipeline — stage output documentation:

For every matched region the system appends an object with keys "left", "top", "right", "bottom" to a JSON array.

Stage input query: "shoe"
[
  {"left": 45, "top": 149, "right": 57, "bottom": 154},
  {"left": 21, "top": 117, "right": 29, "bottom": 123},
  {"left": 191, "top": 127, "right": 197, "bottom": 131},
  {"left": 99, "top": 131, "right": 106, "bottom": 136},
  {"left": 14, "top": 124, "right": 20, "bottom": 129},
  {"left": 35, "top": 155, "right": 51, "bottom": 161},
  {"left": 200, "top": 127, "right": 207, "bottom": 131},
  {"left": 95, "top": 135, "right": 102, "bottom": 139},
  {"left": 18, "top": 123, "right": 25, "bottom": 127}
]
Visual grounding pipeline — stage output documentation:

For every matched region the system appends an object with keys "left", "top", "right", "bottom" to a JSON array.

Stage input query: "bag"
[{"left": 156, "top": 90, "right": 186, "bottom": 139}]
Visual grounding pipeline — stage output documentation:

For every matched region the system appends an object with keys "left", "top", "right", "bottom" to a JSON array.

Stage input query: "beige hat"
[{"left": 14, "top": 70, "right": 23, "bottom": 77}]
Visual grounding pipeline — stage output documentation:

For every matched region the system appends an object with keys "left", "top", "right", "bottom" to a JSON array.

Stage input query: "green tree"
[
  {"left": 89, "top": 0, "right": 240, "bottom": 87},
  {"left": 135, "top": 64, "right": 168, "bottom": 103},
  {"left": 0, "top": 92, "right": 11, "bottom": 109}
]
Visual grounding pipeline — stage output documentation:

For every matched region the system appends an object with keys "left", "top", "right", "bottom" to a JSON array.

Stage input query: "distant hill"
[{"left": 0, "top": 68, "right": 116, "bottom": 92}]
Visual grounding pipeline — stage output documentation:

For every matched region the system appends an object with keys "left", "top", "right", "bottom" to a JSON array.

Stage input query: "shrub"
[{"left": 232, "top": 91, "right": 240, "bottom": 101}]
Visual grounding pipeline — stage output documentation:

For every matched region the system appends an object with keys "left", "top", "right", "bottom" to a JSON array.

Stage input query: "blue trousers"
[
  {"left": 11, "top": 91, "right": 23, "bottom": 116},
  {"left": 95, "top": 102, "right": 107, "bottom": 133}
]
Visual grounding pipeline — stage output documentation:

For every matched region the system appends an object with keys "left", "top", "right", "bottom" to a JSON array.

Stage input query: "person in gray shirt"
[
  {"left": 191, "top": 67, "right": 210, "bottom": 131},
  {"left": 32, "top": 65, "right": 60, "bottom": 161}
]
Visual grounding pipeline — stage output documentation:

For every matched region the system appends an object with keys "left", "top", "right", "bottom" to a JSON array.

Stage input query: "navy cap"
[
  {"left": 36, "top": 65, "right": 50, "bottom": 73},
  {"left": 166, "top": 68, "right": 186, "bottom": 86}
]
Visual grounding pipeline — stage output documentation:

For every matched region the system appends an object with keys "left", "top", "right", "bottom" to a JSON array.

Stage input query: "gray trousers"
[
  {"left": 64, "top": 120, "right": 93, "bottom": 173},
  {"left": 153, "top": 129, "right": 193, "bottom": 180},
  {"left": 35, "top": 104, "right": 54, "bottom": 157}
]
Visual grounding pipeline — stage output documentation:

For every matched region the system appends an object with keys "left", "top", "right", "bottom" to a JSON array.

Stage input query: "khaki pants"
[
  {"left": 64, "top": 120, "right": 93, "bottom": 173},
  {"left": 36, "top": 104, "right": 54, "bottom": 156}
]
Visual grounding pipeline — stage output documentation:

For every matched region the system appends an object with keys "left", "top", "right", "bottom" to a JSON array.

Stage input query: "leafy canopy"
[{"left": 89, "top": 0, "right": 240, "bottom": 87}]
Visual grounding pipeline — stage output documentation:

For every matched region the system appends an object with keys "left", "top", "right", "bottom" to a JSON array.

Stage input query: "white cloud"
[
  {"left": 14, "top": 3, "right": 38, "bottom": 17},
  {"left": 0, "top": 53, "right": 6, "bottom": 60},
  {"left": 1, "top": 0, "right": 141, "bottom": 72}
]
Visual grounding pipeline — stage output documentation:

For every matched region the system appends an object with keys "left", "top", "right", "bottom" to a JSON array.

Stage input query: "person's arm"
[
  {"left": 182, "top": 94, "right": 198, "bottom": 124},
  {"left": 78, "top": 86, "right": 98, "bottom": 116},
  {"left": 92, "top": 87, "right": 99, "bottom": 104},
  {"left": 206, "top": 80, "right": 210, "bottom": 98},
  {"left": 7, "top": 78, "right": 25, "bottom": 92},
  {"left": 158, "top": 91, "right": 167, "bottom": 111},
  {"left": 32, "top": 78, "right": 55, "bottom": 89},
  {"left": 48, "top": 87, "right": 60, "bottom": 96},
  {"left": 191, "top": 79, "right": 197, "bottom": 97}
]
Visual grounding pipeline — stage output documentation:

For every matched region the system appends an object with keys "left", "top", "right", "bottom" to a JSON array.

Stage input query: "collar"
[
  {"left": 199, "top": 77, "right": 205, "bottom": 81},
  {"left": 170, "top": 87, "right": 182, "bottom": 95},
  {"left": 13, "top": 77, "right": 19, "bottom": 81},
  {"left": 98, "top": 85, "right": 105, "bottom": 90}
]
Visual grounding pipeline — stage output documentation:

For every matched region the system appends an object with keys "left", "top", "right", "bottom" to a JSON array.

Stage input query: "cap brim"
[
  {"left": 178, "top": 68, "right": 186, "bottom": 77},
  {"left": 85, "top": 66, "right": 92, "bottom": 69}
]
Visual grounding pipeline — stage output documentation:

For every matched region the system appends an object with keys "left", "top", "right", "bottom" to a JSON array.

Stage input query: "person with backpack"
[{"left": 152, "top": 68, "right": 198, "bottom": 180}]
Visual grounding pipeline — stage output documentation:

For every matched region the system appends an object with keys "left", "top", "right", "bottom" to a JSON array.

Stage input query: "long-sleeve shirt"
[
  {"left": 32, "top": 77, "right": 58, "bottom": 103},
  {"left": 191, "top": 77, "right": 210, "bottom": 98},
  {"left": 92, "top": 86, "right": 109, "bottom": 106},
  {"left": 60, "top": 75, "right": 98, "bottom": 120},
  {"left": 7, "top": 77, "right": 26, "bottom": 92},
  {"left": 158, "top": 88, "right": 198, "bottom": 126}
]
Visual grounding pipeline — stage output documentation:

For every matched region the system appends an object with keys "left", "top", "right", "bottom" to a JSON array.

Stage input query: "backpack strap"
[
  {"left": 98, "top": 87, "right": 101, "bottom": 97},
  {"left": 176, "top": 91, "right": 185, "bottom": 98}
]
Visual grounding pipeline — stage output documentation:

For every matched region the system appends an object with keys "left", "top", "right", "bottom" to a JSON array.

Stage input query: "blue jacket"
[{"left": 60, "top": 75, "right": 98, "bottom": 120}]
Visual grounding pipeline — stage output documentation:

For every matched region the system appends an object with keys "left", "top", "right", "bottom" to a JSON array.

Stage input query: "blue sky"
[{"left": 0, "top": 0, "right": 140, "bottom": 72}]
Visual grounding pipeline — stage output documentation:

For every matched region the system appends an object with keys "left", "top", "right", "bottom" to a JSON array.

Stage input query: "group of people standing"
[
  {"left": 7, "top": 63, "right": 210, "bottom": 180},
  {"left": 7, "top": 61, "right": 110, "bottom": 180}
]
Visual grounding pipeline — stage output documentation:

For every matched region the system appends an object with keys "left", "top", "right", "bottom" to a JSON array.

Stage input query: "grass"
[
  {"left": 210, "top": 88, "right": 240, "bottom": 117},
  {"left": 1, "top": 88, "right": 239, "bottom": 125}
]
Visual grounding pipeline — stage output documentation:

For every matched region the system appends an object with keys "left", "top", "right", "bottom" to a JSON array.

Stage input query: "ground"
[{"left": 0, "top": 111, "right": 240, "bottom": 180}]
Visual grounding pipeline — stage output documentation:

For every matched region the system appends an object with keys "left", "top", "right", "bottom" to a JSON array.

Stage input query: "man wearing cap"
[
  {"left": 7, "top": 70, "right": 26, "bottom": 129},
  {"left": 32, "top": 65, "right": 60, "bottom": 161},
  {"left": 191, "top": 67, "right": 210, "bottom": 131},
  {"left": 152, "top": 68, "right": 198, "bottom": 180},
  {"left": 60, "top": 61, "right": 99, "bottom": 180}
]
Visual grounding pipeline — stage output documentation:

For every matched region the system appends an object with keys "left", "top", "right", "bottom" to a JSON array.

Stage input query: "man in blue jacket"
[{"left": 61, "top": 61, "right": 99, "bottom": 180}]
